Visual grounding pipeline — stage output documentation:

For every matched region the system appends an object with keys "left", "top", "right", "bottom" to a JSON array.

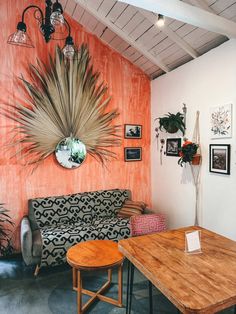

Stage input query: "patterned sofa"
[{"left": 21, "top": 189, "right": 131, "bottom": 271}]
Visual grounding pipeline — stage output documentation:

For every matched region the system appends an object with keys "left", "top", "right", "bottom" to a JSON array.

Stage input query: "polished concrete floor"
[{"left": 0, "top": 256, "right": 234, "bottom": 314}]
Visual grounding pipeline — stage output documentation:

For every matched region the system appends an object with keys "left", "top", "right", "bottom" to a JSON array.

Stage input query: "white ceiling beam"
[
  {"left": 184, "top": 0, "right": 229, "bottom": 39},
  {"left": 119, "top": 0, "right": 236, "bottom": 38},
  {"left": 138, "top": 9, "right": 199, "bottom": 59},
  {"left": 186, "top": 0, "right": 215, "bottom": 14},
  {"left": 75, "top": 0, "right": 170, "bottom": 73}
]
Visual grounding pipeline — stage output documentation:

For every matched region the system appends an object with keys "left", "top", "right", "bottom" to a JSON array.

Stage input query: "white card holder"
[{"left": 185, "top": 230, "right": 202, "bottom": 254}]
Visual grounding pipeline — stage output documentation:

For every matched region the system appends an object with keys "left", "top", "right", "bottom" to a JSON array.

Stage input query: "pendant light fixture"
[
  {"left": 7, "top": 0, "right": 76, "bottom": 59},
  {"left": 50, "top": 0, "right": 64, "bottom": 26},
  {"left": 62, "top": 36, "right": 76, "bottom": 60}
]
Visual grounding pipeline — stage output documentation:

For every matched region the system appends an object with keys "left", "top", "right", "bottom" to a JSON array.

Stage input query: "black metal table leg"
[
  {"left": 128, "top": 263, "right": 134, "bottom": 314},
  {"left": 149, "top": 280, "right": 153, "bottom": 314},
  {"left": 126, "top": 261, "right": 130, "bottom": 314},
  {"left": 126, "top": 261, "right": 134, "bottom": 314}
]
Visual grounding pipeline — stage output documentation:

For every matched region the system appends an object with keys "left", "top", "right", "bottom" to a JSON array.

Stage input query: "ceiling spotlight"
[{"left": 156, "top": 14, "right": 165, "bottom": 27}]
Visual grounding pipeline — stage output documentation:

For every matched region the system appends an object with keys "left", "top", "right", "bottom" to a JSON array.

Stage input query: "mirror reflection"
[{"left": 55, "top": 137, "right": 86, "bottom": 169}]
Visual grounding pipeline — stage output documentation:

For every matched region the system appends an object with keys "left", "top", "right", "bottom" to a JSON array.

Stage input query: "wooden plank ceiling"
[{"left": 60, "top": 0, "right": 236, "bottom": 79}]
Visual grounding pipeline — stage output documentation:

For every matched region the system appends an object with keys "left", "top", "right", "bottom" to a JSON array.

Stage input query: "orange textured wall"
[{"left": 0, "top": 0, "right": 151, "bottom": 251}]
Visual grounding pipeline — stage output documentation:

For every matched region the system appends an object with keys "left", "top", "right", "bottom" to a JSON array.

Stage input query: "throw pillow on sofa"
[{"left": 118, "top": 200, "right": 146, "bottom": 218}]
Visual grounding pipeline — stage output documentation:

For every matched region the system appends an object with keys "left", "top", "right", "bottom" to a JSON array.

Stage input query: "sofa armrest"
[{"left": 21, "top": 216, "right": 34, "bottom": 266}]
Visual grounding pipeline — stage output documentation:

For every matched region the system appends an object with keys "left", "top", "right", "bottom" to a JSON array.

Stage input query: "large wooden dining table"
[{"left": 118, "top": 226, "right": 236, "bottom": 314}]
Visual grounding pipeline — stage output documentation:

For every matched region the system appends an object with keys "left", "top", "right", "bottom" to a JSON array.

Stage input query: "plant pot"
[
  {"left": 191, "top": 154, "right": 201, "bottom": 165},
  {"left": 166, "top": 125, "right": 178, "bottom": 134}
]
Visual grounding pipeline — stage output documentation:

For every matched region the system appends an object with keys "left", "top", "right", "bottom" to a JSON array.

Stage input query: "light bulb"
[
  {"left": 62, "top": 36, "right": 76, "bottom": 60},
  {"left": 156, "top": 14, "right": 165, "bottom": 27},
  {"left": 51, "top": 1, "right": 64, "bottom": 27},
  {"left": 50, "top": 11, "right": 65, "bottom": 27},
  {"left": 62, "top": 44, "right": 75, "bottom": 60}
]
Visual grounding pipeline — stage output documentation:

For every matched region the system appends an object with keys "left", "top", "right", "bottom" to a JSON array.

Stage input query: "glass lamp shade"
[
  {"left": 62, "top": 44, "right": 76, "bottom": 60},
  {"left": 50, "top": 11, "right": 65, "bottom": 27},
  {"left": 7, "top": 30, "right": 34, "bottom": 48}
]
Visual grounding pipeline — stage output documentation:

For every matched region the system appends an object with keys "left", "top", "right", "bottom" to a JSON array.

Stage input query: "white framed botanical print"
[{"left": 210, "top": 104, "right": 232, "bottom": 139}]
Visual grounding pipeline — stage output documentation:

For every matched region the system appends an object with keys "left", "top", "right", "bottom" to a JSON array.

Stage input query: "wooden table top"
[
  {"left": 118, "top": 226, "right": 236, "bottom": 314},
  {"left": 67, "top": 240, "right": 124, "bottom": 270}
]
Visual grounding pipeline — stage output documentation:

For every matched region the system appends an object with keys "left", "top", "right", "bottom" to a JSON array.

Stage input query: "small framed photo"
[
  {"left": 124, "top": 147, "right": 142, "bottom": 161},
  {"left": 166, "top": 138, "right": 181, "bottom": 157},
  {"left": 124, "top": 124, "right": 142, "bottom": 139},
  {"left": 209, "top": 144, "right": 230, "bottom": 175}
]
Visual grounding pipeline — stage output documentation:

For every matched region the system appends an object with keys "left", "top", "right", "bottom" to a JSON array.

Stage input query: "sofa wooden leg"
[{"left": 34, "top": 264, "right": 40, "bottom": 277}]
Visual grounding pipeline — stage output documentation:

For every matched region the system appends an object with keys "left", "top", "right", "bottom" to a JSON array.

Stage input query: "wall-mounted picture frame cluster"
[
  {"left": 209, "top": 103, "right": 232, "bottom": 175},
  {"left": 209, "top": 144, "right": 230, "bottom": 175},
  {"left": 124, "top": 124, "right": 142, "bottom": 162}
]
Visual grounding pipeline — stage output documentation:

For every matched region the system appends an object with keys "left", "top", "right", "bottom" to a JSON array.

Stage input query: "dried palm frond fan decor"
[{"left": 2, "top": 44, "right": 120, "bottom": 169}]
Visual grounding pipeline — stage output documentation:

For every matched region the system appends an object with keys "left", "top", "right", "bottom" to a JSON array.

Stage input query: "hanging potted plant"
[
  {"left": 178, "top": 139, "right": 201, "bottom": 167},
  {"left": 0, "top": 204, "right": 14, "bottom": 256},
  {"left": 156, "top": 112, "right": 185, "bottom": 135}
]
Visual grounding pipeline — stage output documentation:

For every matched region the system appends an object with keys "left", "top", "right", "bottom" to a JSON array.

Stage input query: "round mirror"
[{"left": 55, "top": 137, "right": 86, "bottom": 169}]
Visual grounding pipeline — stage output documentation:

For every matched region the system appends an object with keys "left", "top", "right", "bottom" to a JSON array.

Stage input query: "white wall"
[{"left": 151, "top": 39, "right": 236, "bottom": 240}]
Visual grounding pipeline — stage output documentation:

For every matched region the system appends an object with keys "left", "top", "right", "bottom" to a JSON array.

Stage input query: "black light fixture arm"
[
  {"left": 21, "top": 5, "right": 44, "bottom": 24},
  {"left": 45, "top": 0, "right": 53, "bottom": 24},
  {"left": 64, "top": 18, "right": 71, "bottom": 36},
  {"left": 16, "top": 5, "right": 44, "bottom": 33},
  {"left": 64, "top": 18, "right": 74, "bottom": 45},
  {"left": 18, "top": 2, "right": 56, "bottom": 43},
  {"left": 42, "top": 0, "right": 56, "bottom": 42}
]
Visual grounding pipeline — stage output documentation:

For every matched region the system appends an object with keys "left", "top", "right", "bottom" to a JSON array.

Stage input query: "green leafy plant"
[
  {"left": 0, "top": 204, "right": 14, "bottom": 256},
  {"left": 157, "top": 112, "right": 185, "bottom": 135},
  {"left": 178, "top": 140, "right": 199, "bottom": 167}
]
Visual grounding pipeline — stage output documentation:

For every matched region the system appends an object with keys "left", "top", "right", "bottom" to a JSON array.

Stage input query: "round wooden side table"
[{"left": 66, "top": 240, "right": 124, "bottom": 314}]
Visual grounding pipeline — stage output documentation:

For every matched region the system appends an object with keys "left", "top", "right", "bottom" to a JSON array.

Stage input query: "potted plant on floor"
[
  {"left": 178, "top": 139, "right": 201, "bottom": 167},
  {"left": 157, "top": 112, "right": 185, "bottom": 135},
  {"left": 0, "top": 204, "right": 14, "bottom": 256}
]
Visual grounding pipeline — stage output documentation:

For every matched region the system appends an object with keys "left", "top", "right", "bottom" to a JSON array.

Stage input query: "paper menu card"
[{"left": 185, "top": 230, "right": 201, "bottom": 253}]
